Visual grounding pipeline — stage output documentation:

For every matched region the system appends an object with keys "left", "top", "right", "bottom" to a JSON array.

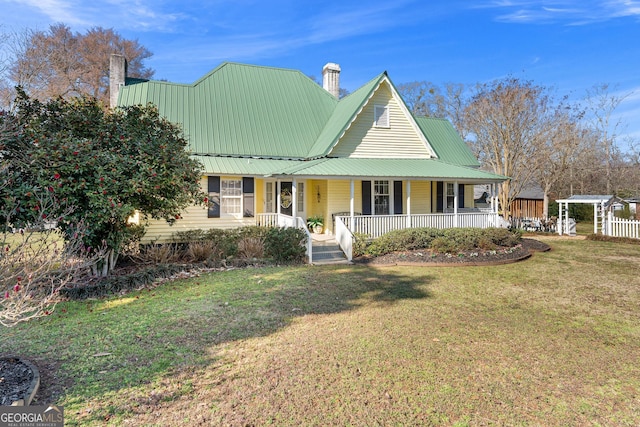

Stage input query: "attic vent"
[{"left": 374, "top": 104, "right": 389, "bottom": 128}]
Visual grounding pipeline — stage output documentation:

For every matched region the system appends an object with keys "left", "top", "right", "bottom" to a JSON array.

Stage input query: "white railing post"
[
  {"left": 295, "top": 216, "right": 312, "bottom": 264},
  {"left": 335, "top": 216, "right": 353, "bottom": 261}
]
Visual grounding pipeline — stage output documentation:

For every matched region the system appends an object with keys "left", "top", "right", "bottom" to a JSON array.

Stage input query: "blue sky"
[{"left": 2, "top": 0, "right": 639, "bottom": 141}]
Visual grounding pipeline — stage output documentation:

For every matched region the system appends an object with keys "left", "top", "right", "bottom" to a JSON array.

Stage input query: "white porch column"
[
  {"left": 565, "top": 202, "right": 570, "bottom": 235},
  {"left": 601, "top": 202, "right": 607, "bottom": 235},
  {"left": 491, "top": 183, "right": 498, "bottom": 214},
  {"left": 557, "top": 201, "right": 563, "bottom": 235},
  {"left": 453, "top": 181, "right": 459, "bottom": 228},
  {"left": 292, "top": 178, "right": 297, "bottom": 219},
  {"left": 406, "top": 180, "right": 412, "bottom": 228},
  {"left": 594, "top": 203, "right": 598, "bottom": 234},
  {"left": 350, "top": 179, "right": 355, "bottom": 232},
  {"left": 350, "top": 180, "right": 355, "bottom": 217},
  {"left": 277, "top": 181, "right": 281, "bottom": 215}
]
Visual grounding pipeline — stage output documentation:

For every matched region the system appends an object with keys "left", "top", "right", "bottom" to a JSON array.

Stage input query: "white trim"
[{"left": 221, "top": 178, "right": 243, "bottom": 218}]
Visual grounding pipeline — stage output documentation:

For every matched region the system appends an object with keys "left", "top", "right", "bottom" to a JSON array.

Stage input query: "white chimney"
[
  {"left": 322, "top": 62, "right": 341, "bottom": 98},
  {"left": 109, "top": 54, "right": 127, "bottom": 108}
]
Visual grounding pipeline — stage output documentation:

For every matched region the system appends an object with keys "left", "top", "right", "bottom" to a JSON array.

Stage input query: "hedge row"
[
  {"left": 62, "top": 226, "right": 308, "bottom": 300},
  {"left": 355, "top": 227, "right": 522, "bottom": 257}
]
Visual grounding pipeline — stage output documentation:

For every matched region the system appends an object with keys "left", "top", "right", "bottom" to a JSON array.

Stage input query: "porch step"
[{"left": 311, "top": 239, "right": 349, "bottom": 265}]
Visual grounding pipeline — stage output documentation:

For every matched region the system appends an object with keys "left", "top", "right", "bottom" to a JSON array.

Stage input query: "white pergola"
[{"left": 555, "top": 195, "right": 616, "bottom": 236}]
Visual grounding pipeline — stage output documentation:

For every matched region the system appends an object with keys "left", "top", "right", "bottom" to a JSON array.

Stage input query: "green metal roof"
[
  {"left": 281, "top": 158, "right": 505, "bottom": 182},
  {"left": 414, "top": 117, "right": 479, "bottom": 167},
  {"left": 194, "top": 155, "right": 505, "bottom": 183},
  {"left": 193, "top": 156, "right": 322, "bottom": 176},
  {"left": 118, "top": 62, "right": 505, "bottom": 183},
  {"left": 119, "top": 62, "right": 337, "bottom": 159}
]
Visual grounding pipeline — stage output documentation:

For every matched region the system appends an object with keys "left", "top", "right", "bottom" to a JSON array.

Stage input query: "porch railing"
[
  {"left": 338, "top": 212, "right": 500, "bottom": 239},
  {"left": 334, "top": 216, "right": 353, "bottom": 261},
  {"left": 256, "top": 213, "right": 313, "bottom": 262}
]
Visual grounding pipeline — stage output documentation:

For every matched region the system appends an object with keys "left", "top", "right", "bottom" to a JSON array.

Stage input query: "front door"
[{"left": 280, "top": 181, "right": 293, "bottom": 216}]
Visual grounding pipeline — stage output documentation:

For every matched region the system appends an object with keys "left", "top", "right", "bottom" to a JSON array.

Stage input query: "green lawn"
[{"left": 2, "top": 236, "right": 640, "bottom": 426}]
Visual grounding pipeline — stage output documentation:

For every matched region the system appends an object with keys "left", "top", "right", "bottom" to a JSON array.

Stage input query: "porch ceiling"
[{"left": 194, "top": 155, "right": 508, "bottom": 183}]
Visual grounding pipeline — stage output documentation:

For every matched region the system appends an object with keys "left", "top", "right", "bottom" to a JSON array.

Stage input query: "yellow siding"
[
  {"left": 142, "top": 175, "right": 256, "bottom": 243},
  {"left": 330, "top": 82, "right": 433, "bottom": 159},
  {"left": 255, "top": 178, "right": 264, "bottom": 214},
  {"left": 464, "top": 184, "right": 474, "bottom": 208},
  {"left": 325, "top": 180, "right": 361, "bottom": 233},
  {"left": 308, "top": 179, "right": 326, "bottom": 219},
  {"left": 408, "top": 181, "right": 432, "bottom": 214}
]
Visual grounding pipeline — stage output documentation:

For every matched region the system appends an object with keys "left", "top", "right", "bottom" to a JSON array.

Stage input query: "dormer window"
[{"left": 374, "top": 104, "right": 389, "bottom": 128}]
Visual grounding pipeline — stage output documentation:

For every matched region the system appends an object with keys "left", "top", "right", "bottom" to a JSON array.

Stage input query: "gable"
[{"left": 328, "top": 80, "right": 434, "bottom": 159}]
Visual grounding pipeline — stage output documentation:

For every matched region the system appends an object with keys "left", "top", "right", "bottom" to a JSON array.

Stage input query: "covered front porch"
[
  {"left": 200, "top": 156, "right": 509, "bottom": 263},
  {"left": 256, "top": 187, "right": 503, "bottom": 263}
]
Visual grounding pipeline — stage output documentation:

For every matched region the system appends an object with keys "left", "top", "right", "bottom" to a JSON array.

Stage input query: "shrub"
[
  {"left": 186, "top": 240, "right": 221, "bottom": 263},
  {"left": 362, "top": 227, "right": 522, "bottom": 257},
  {"left": 352, "top": 233, "right": 371, "bottom": 257},
  {"left": 264, "top": 227, "right": 307, "bottom": 264},
  {"left": 136, "top": 243, "right": 180, "bottom": 264},
  {"left": 172, "top": 229, "right": 207, "bottom": 243},
  {"left": 430, "top": 236, "right": 457, "bottom": 254},
  {"left": 237, "top": 236, "right": 265, "bottom": 259},
  {"left": 483, "top": 228, "right": 522, "bottom": 247},
  {"left": 477, "top": 236, "right": 497, "bottom": 250},
  {"left": 203, "top": 228, "right": 239, "bottom": 258}
]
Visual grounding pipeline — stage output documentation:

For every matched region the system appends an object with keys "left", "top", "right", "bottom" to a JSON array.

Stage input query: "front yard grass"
[{"left": 2, "top": 236, "right": 640, "bottom": 425}]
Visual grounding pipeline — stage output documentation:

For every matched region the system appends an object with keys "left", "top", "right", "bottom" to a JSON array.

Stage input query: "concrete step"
[{"left": 311, "top": 239, "right": 348, "bottom": 264}]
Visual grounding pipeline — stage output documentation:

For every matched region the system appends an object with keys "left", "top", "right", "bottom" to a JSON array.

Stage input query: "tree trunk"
[{"left": 90, "top": 248, "right": 119, "bottom": 277}]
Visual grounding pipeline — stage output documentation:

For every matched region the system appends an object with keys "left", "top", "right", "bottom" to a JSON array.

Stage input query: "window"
[
  {"left": 297, "top": 182, "right": 305, "bottom": 210},
  {"left": 374, "top": 180, "right": 390, "bottom": 215},
  {"left": 265, "top": 182, "right": 275, "bottom": 213},
  {"left": 374, "top": 104, "right": 389, "bottom": 128},
  {"left": 447, "top": 183, "right": 455, "bottom": 210},
  {"left": 221, "top": 179, "right": 242, "bottom": 217}
]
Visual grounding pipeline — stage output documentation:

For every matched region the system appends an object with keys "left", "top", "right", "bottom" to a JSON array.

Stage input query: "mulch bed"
[
  {"left": 0, "top": 357, "right": 34, "bottom": 406},
  {"left": 354, "top": 238, "right": 550, "bottom": 266}
]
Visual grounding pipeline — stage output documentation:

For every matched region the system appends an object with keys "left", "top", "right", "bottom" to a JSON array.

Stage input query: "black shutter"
[
  {"left": 436, "top": 182, "right": 443, "bottom": 213},
  {"left": 394, "top": 181, "right": 403, "bottom": 214},
  {"left": 243, "top": 177, "right": 254, "bottom": 217},
  {"left": 362, "top": 181, "right": 372, "bottom": 215},
  {"left": 207, "top": 176, "right": 220, "bottom": 218},
  {"left": 459, "top": 184, "right": 465, "bottom": 209}
]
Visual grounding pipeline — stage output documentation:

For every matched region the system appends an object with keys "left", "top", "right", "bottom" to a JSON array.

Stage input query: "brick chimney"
[
  {"left": 109, "top": 54, "right": 127, "bottom": 108},
  {"left": 322, "top": 62, "right": 341, "bottom": 98}
]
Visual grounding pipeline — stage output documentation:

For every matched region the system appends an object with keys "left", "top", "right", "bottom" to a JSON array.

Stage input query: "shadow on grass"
[
  {"left": 1, "top": 264, "right": 433, "bottom": 423},
  {"left": 174, "top": 265, "right": 434, "bottom": 347}
]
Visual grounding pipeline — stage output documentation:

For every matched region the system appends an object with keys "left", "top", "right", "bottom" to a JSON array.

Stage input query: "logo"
[{"left": 0, "top": 405, "right": 64, "bottom": 427}]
